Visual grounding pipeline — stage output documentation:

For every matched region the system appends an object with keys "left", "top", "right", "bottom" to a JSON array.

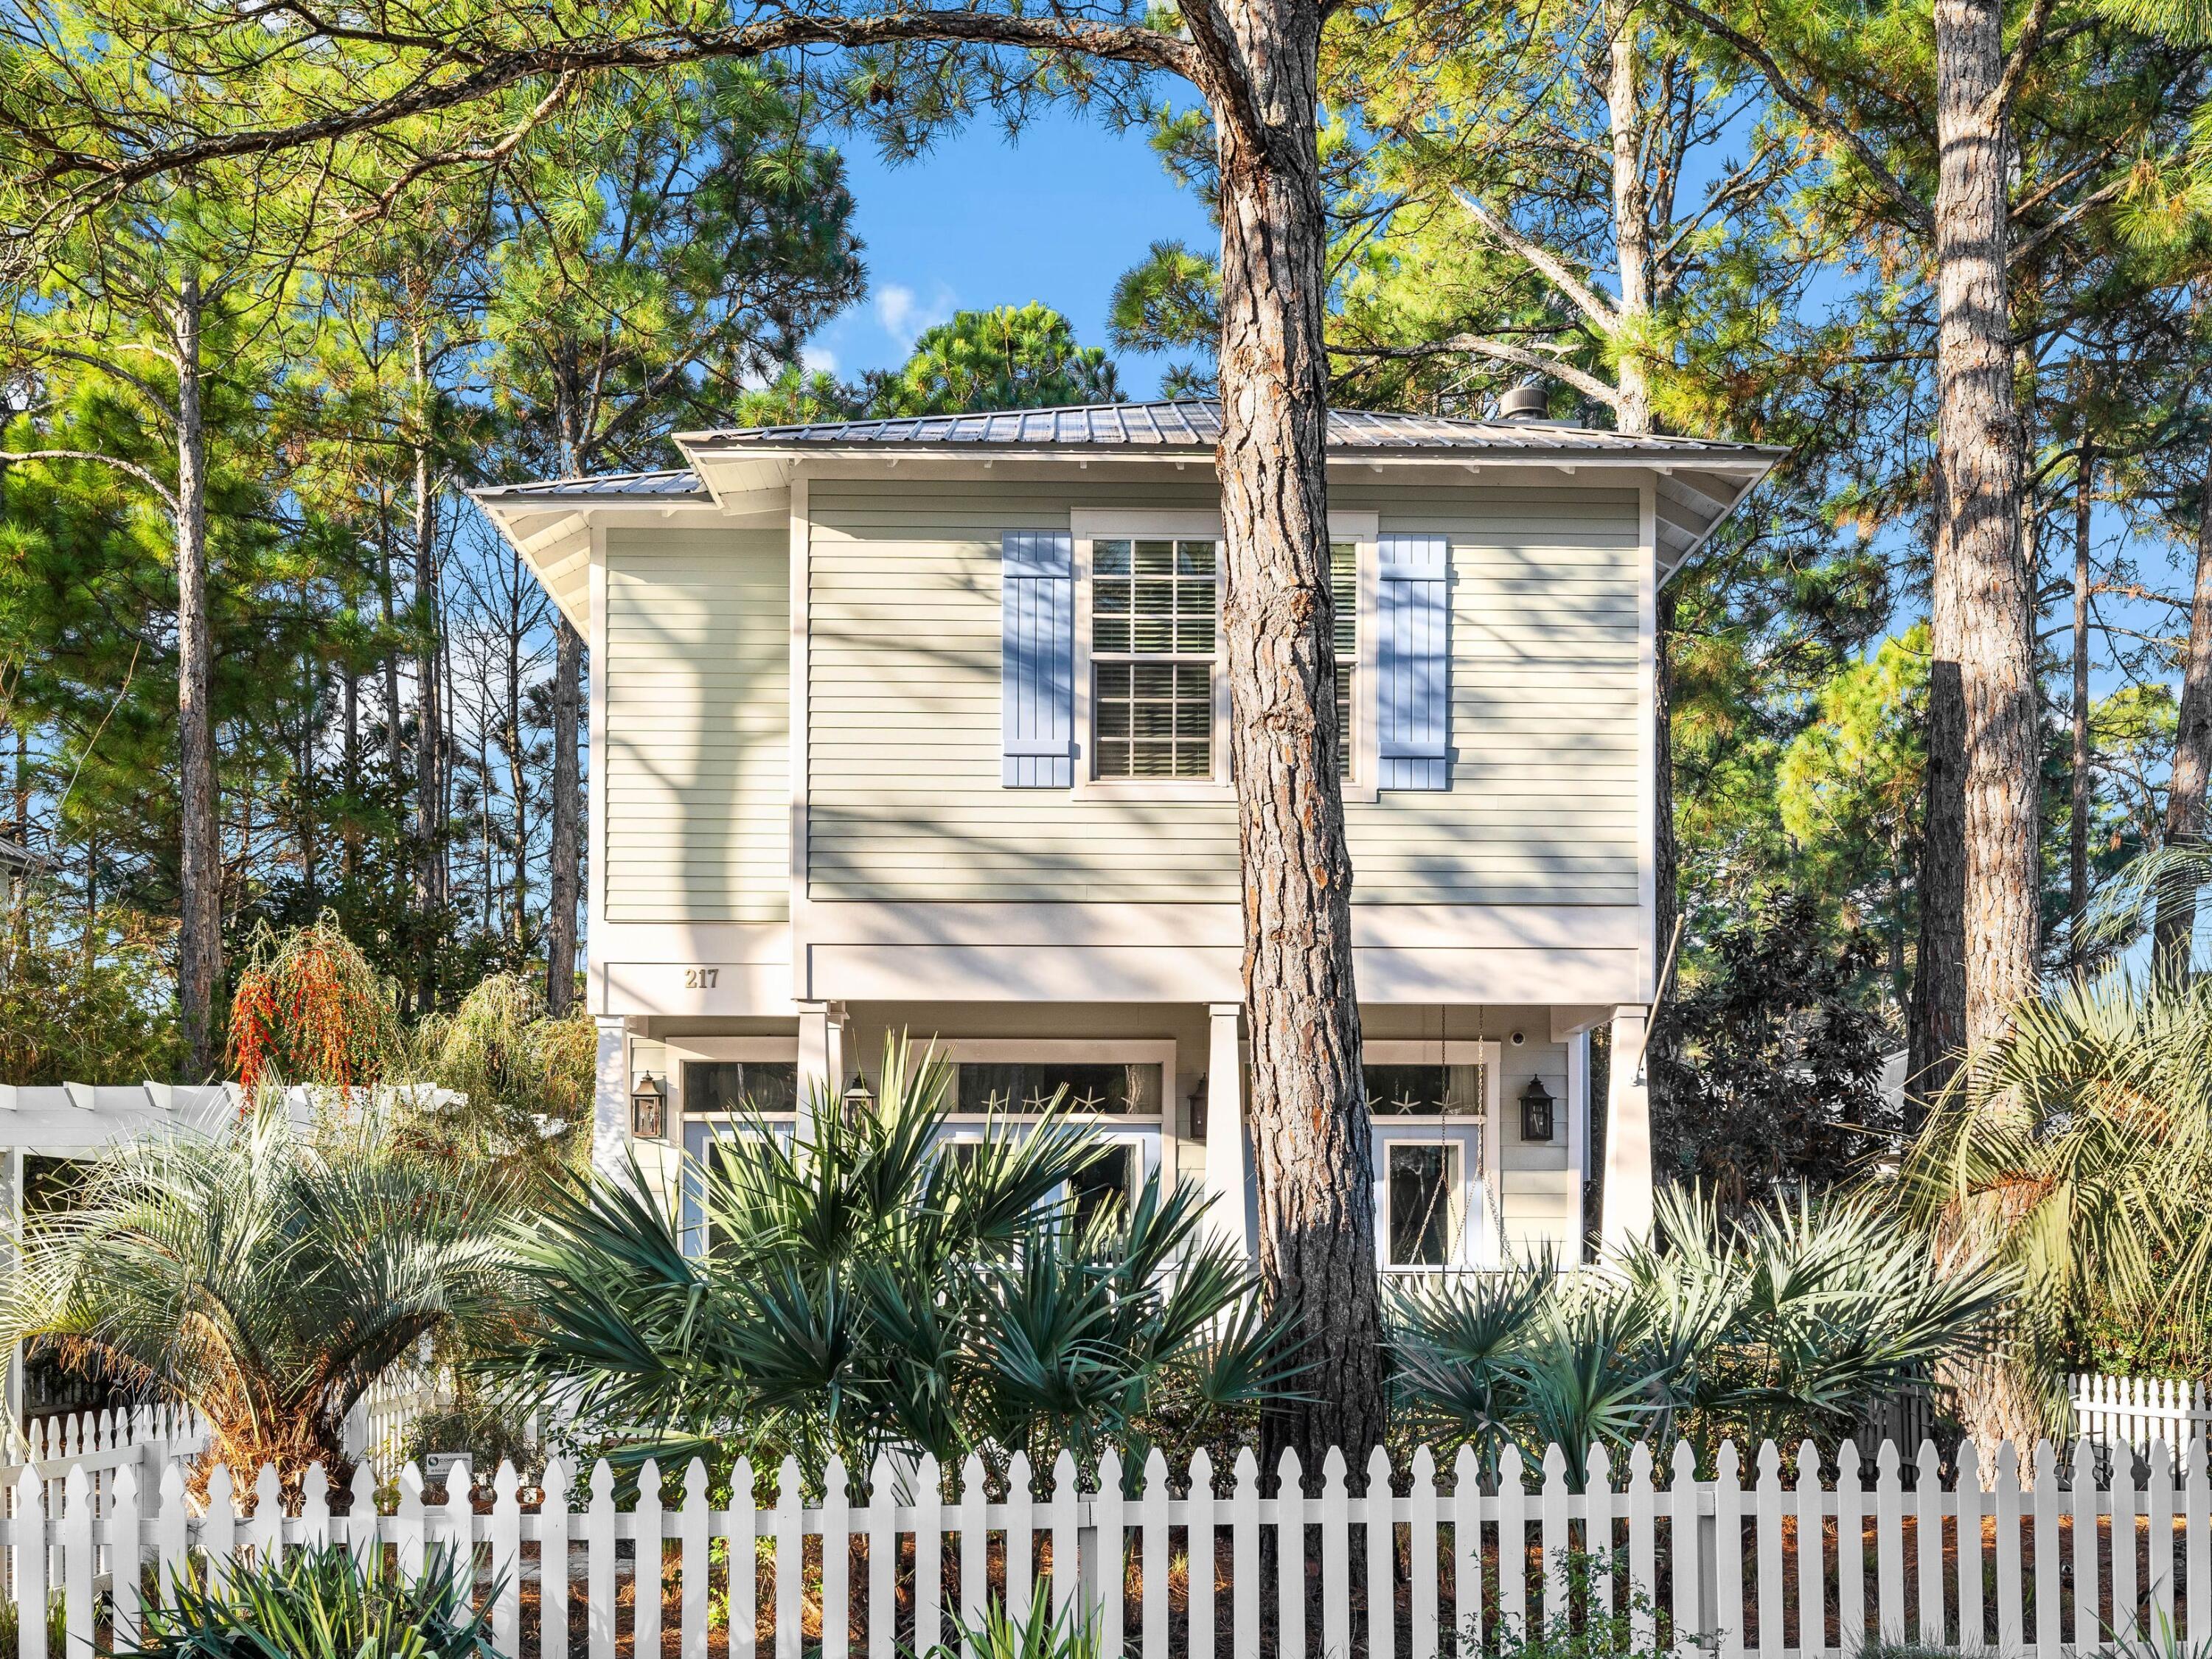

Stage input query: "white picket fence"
[
  {"left": 2074, "top": 1370, "right": 2211, "bottom": 1453},
  {"left": 5, "top": 1434, "right": 2212, "bottom": 1659},
  {"left": 1, "top": 1407, "right": 206, "bottom": 1551},
  {"left": 342, "top": 1371, "right": 445, "bottom": 1479}
]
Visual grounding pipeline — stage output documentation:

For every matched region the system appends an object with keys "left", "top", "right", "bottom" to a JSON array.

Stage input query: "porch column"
[
  {"left": 1599, "top": 1004, "right": 1655, "bottom": 1253},
  {"left": 1203, "top": 1002, "right": 1253, "bottom": 1256},
  {"left": 591, "top": 1015, "right": 629, "bottom": 1175},
  {"left": 796, "top": 1001, "right": 847, "bottom": 1135}
]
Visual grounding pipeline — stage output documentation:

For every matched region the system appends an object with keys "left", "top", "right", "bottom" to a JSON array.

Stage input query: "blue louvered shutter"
[
  {"left": 1376, "top": 533, "right": 1450, "bottom": 790},
  {"left": 1001, "top": 531, "right": 1075, "bottom": 787}
]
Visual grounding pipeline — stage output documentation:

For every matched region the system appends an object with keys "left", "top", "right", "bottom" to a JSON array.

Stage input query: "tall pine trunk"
[
  {"left": 411, "top": 333, "right": 443, "bottom": 1015},
  {"left": 1932, "top": 0, "right": 2037, "bottom": 1054},
  {"left": 1607, "top": 0, "right": 1677, "bottom": 1133},
  {"left": 173, "top": 270, "right": 224, "bottom": 1080},
  {"left": 1929, "top": 0, "right": 2043, "bottom": 1455},
  {"left": 546, "top": 615, "right": 582, "bottom": 1016},
  {"left": 2070, "top": 448, "right": 2092, "bottom": 967},
  {"left": 1210, "top": 0, "right": 1387, "bottom": 1475},
  {"left": 2155, "top": 457, "right": 2212, "bottom": 970}
]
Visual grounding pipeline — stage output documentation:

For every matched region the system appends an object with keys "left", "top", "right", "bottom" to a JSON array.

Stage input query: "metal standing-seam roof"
[
  {"left": 679, "top": 397, "right": 1784, "bottom": 458},
  {"left": 472, "top": 467, "right": 709, "bottom": 501}
]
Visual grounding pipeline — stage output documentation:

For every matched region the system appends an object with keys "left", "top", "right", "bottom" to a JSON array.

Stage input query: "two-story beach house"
[{"left": 472, "top": 400, "right": 1778, "bottom": 1270}]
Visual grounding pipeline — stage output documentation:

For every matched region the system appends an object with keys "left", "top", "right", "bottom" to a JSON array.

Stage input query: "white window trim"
[
  {"left": 928, "top": 1037, "right": 1178, "bottom": 1119},
  {"left": 1375, "top": 1135, "right": 1470, "bottom": 1272},
  {"left": 665, "top": 1038, "right": 803, "bottom": 1133},
  {"left": 927, "top": 1036, "right": 1179, "bottom": 1194},
  {"left": 1363, "top": 1038, "right": 1500, "bottom": 1270},
  {"left": 1068, "top": 509, "right": 1379, "bottom": 802}
]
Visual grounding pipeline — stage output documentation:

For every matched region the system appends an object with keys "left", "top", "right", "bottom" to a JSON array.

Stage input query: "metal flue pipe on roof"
[{"left": 1495, "top": 386, "right": 1550, "bottom": 422}]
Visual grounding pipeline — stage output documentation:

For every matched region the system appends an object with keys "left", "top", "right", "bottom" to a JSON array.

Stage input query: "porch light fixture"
[
  {"left": 1188, "top": 1076, "right": 1208, "bottom": 1142},
  {"left": 630, "top": 1072, "right": 667, "bottom": 1140},
  {"left": 842, "top": 1073, "right": 874, "bottom": 1122},
  {"left": 1519, "top": 1077, "right": 1555, "bottom": 1144}
]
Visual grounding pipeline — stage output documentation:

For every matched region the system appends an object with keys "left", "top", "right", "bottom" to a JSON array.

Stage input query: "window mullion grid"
[{"left": 1091, "top": 537, "right": 1217, "bottom": 782}]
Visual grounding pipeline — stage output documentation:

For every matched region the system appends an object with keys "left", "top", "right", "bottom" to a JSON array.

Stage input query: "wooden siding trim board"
[
  {"left": 587, "top": 528, "right": 610, "bottom": 1012},
  {"left": 789, "top": 470, "right": 810, "bottom": 999},
  {"left": 1637, "top": 478, "right": 1658, "bottom": 1001}
]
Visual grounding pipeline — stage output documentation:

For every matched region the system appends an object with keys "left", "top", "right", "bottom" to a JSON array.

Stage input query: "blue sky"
[{"left": 807, "top": 111, "right": 1214, "bottom": 400}]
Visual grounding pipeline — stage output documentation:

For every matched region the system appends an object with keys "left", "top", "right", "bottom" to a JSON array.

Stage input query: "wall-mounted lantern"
[
  {"left": 630, "top": 1071, "right": 667, "bottom": 1140},
  {"left": 1519, "top": 1077, "right": 1555, "bottom": 1144},
  {"left": 841, "top": 1073, "right": 874, "bottom": 1122},
  {"left": 1188, "top": 1076, "right": 1208, "bottom": 1142}
]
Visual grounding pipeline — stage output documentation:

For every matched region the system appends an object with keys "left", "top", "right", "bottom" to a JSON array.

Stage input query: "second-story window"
[{"left": 1092, "top": 537, "right": 1217, "bottom": 779}]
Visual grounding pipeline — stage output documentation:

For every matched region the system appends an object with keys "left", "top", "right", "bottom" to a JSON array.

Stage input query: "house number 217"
[{"left": 684, "top": 967, "right": 720, "bottom": 989}]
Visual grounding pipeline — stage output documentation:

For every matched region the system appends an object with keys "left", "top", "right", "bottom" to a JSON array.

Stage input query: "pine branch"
[
  {"left": 1337, "top": 333, "right": 1624, "bottom": 409},
  {"left": 1449, "top": 189, "right": 1621, "bottom": 333},
  {"left": 0, "top": 448, "right": 180, "bottom": 514},
  {"left": 8, "top": 8, "right": 1198, "bottom": 243},
  {"left": 1651, "top": 0, "right": 1935, "bottom": 235}
]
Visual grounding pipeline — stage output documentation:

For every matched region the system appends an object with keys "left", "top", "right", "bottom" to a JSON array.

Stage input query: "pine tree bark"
[
  {"left": 1929, "top": 0, "right": 2043, "bottom": 1458},
  {"left": 411, "top": 333, "right": 443, "bottom": 1015},
  {"left": 1920, "top": 0, "right": 2038, "bottom": 1082},
  {"left": 1607, "top": 0, "right": 1653, "bottom": 437},
  {"left": 2155, "top": 458, "right": 2212, "bottom": 970},
  {"left": 546, "top": 614, "right": 582, "bottom": 1016},
  {"left": 2070, "top": 448, "right": 2092, "bottom": 967},
  {"left": 173, "top": 271, "right": 224, "bottom": 1080},
  {"left": 1205, "top": 0, "right": 1387, "bottom": 1478}
]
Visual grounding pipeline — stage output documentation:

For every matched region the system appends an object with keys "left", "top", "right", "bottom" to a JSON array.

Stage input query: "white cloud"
[
  {"left": 874, "top": 282, "right": 954, "bottom": 350},
  {"left": 801, "top": 344, "right": 838, "bottom": 375}
]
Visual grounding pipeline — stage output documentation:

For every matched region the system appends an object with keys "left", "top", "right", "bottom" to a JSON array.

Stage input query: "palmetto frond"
[
  {"left": 1389, "top": 1186, "right": 2007, "bottom": 1475},
  {"left": 1904, "top": 967, "right": 2212, "bottom": 1363},
  {"left": 486, "top": 1037, "right": 1282, "bottom": 1480}
]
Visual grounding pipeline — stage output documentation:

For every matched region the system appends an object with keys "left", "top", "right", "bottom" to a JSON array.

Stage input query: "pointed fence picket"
[{"left": 1, "top": 1433, "right": 2209, "bottom": 1658}]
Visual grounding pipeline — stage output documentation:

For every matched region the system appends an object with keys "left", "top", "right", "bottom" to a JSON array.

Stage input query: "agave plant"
[
  {"left": 1391, "top": 1186, "right": 2010, "bottom": 1475},
  {"left": 0, "top": 1092, "right": 518, "bottom": 1486},
  {"left": 484, "top": 1040, "right": 1290, "bottom": 1481}
]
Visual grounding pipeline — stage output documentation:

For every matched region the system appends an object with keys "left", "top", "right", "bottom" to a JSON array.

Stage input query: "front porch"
[{"left": 598, "top": 999, "right": 1656, "bottom": 1270}]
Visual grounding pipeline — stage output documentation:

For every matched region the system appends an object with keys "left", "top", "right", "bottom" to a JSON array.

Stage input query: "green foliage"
[
  {"left": 0, "top": 1091, "right": 518, "bottom": 1485},
  {"left": 1777, "top": 627, "right": 1928, "bottom": 999},
  {"left": 866, "top": 305, "right": 1119, "bottom": 416},
  {"left": 1905, "top": 965, "right": 2212, "bottom": 1406},
  {"left": 405, "top": 972, "right": 594, "bottom": 1187},
  {"left": 0, "top": 902, "right": 180, "bottom": 1082},
  {"left": 484, "top": 1039, "right": 1290, "bottom": 1481},
  {"left": 1392, "top": 1186, "right": 2008, "bottom": 1475},
  {"left": 1472, "top": 1549, "right": 1673, "bottom": 1659},
  {"left": 481, "top": 60, "right": 863, "bottom": 476},
  {"left": 739, "top": 305, "right": 1122, "bottom": 426},
  {"left": 401, "top": 1395, "right": 545, "bottom": 1481},
  {"left": 1649, "top": 889, "right": 1896, "bottom": 1208},
  {"left": 116, "top": 1543, "right": 498, "bottom": 1659},
  {"left": 1107, "top": 241, "right": 1220, "bottom": 397},
  {"left": 925, "top": 1585, "right": 1101, "bottom": 1659}
]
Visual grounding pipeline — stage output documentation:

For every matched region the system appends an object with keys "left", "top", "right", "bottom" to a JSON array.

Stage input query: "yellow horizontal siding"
[
  {"left": 604, "top": 529, "right": 789, "bottom": 922},
  {"left": 805, "top": 477, "right": 1643, "bottom": 905}
]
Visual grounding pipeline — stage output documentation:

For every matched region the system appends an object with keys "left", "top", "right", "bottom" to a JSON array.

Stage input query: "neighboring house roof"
[{"left": 470, "top": 398, "right": 1786, "bottom": 630}]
